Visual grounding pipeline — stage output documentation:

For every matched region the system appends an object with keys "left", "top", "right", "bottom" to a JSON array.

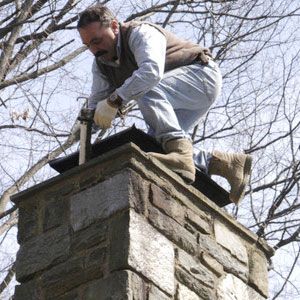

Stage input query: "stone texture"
[
  {"left": 176, "top": 283, "right": 202, "bottom": 300},
  {"left": 149, "top": 284, "right": 171, "bottom": 300},
  {"left": 84, "top": 270, "right": 147, "bottom": 300},
  {"left": 41, "top": 257, "right": 84, "bottom": 299},
  {"left": 249, "top": 248, "right": 269, "bottom": 297},
  {"left": 149, "top": 205, "right": 197, "bottom": 256},
  {"left": 16, "top": 225, "right": 70, "bottom": 282},
  {"left": 185, "top": 208, "right": 212, "bottom": 235},
  {"left": 176, "top": 249, "right": 215, "bottom": 288},
  {"left": 150, "top": 183, "right": 185, "bottom": 224},
  {"left": 43, "top": 197, "right": 67, "bottom": 231},
  {"left": 214, "top": 220, "right": 248, "bottom": 265},
  {"left": 71, "top": 219, "right": 108, "bottom": 253},
  {"left": 217, "top": 274, "right": 266, "bottom": 300},
  {"left": 128, "top": 211, "right": 175, "bottom": 296},
  {"left": 198, "top": 232, "right": 249, "bottom": 281},
  {"left": 14, "top": 280, "right": 43, "bottom": 300},
  {"left": 41, "top": 246, "right": 107, "bottom": 299},
  {"left": 175, "top": 266, "right": 214, "bottom": 300},
  {"left": 52, "top": 290, "right": 79, "bottom": 300},
  {"left": 70, "top": 171, "right": 132, "bottom": 231},
  {"left": 200, "top": 252, "right": 224, "bottom": 277},
  {"left": 17, "top": 202, "right": 39, "bottom": 243}
]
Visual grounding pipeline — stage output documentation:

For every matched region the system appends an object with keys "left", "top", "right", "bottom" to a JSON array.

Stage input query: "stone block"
[
  {"left": 71, "top": 219, "right": 108, "bottom": 253},
  {"left": 41, "top": 246, "right": 107, "bottom": 299},
  {"left": 110, "top": 210, "right": 175, "bottom": 296},
  {"left": 84, "top": 270, "right": 147, "bottom": 299},
  {"left": 16, "top": 225, "right": 70, "bottom": 282},
  {"left": 185, "top": 208, "right": 212, "bottom": 235},
  {"left": 128, "top": 211, "right": 175, "bottom": 295},
  {"left": 214, "top": 220, "right": 248, "bottom": 265},
  {"left": 197, "top": 232, "right": 248, "bottom": 281},
  {"left": 51, "top": 290, "right": 79, "bottom": 300},
  {"left": 175, "top": 266, "right": 214, "bottom": 300},
  {"left": 148, "top": 205, "right": 197, "bottom": 256},
  {"left": 129, "top": 171, "right": 150, "bottom": 215},
  {"left": 43, "top": 197, "right": 67, "bottom": 231},
  {"left": 14, "top": 280, "right": 43, "bottom": 300},
  {"left": 176, "top": 249, "right": 215, "bottom": 288},
  {"left": 17, "top": 202, "right": 39, "bottom": 243},
  {"left": 200, "top": 252, "right": 224, "bottom": 277},
  {"left": 249, "top": 248, "right": 269, "bottom": 297},
  {"left": 41, "top": 256, "right": 85, "bottom": 299},
  {"left": 217, "top": 274, "right": 266, "bottom": 300},
  {"left": 148, "top": 284, "right": 171, "bottom": 300},
  {"left": 70, "top": 170, "right": 132, "bottom": 231},
  {"left": 150, "top": 183, "right": 185, "bottom": 223},
  {"left": 176, "top": 283, "right": 202, "bottom": 300}
]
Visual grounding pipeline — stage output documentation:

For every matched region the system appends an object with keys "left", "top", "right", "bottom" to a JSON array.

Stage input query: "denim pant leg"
[{"left": 138, "top": 60, "right": 222, "bottom": 172}]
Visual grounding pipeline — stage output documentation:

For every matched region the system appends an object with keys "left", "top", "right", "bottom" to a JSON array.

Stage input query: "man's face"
[{"left": 79, "top": 20, "right": 119, "bottom": 62}]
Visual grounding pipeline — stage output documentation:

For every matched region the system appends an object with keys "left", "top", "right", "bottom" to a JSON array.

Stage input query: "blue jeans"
[{"left": 138, "top": 59, "right": 222, "bottom": 172}]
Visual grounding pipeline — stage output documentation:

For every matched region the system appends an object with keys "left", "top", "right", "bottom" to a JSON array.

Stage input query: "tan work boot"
[
  {"left": 208, "top": 150, "right": 252, "bottom": 204},
  {"left": 148, "top": 138, "right": 195, "bottom": 184}
]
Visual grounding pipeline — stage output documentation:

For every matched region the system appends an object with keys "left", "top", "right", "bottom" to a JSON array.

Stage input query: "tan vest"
[{"left": 96, "top": 21, "right": 211, "bottom": 88}]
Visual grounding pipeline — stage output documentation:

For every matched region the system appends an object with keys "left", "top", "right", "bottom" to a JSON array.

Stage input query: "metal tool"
[{"left": 78, "top": 108, "right": 94, "bottom": 165}]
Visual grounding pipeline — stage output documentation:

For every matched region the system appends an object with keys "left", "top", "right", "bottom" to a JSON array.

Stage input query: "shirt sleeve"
[
  {"left": 88, "top": 59, "right": 114, "bottom": 109},
  {"left": 116, "top": 24, "right": 167, "bottom": 103}
]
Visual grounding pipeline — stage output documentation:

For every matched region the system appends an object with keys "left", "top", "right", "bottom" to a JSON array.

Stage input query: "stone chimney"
[{"left": 12, "top": 131, "right": 273, "bottom": 300}]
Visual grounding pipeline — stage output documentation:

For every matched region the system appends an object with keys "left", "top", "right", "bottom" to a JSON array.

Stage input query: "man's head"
[{"left": 77, "top": 5, "right": 119, "bottom": 62}]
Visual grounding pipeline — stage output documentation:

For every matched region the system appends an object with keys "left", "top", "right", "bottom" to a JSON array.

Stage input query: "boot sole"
[{"left": 230, "top": 155, "right": 252, "bottom": 204}]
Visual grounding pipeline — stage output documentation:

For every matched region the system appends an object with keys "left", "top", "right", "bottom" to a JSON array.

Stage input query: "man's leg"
[
  {"left": 138, "top": 60, "right": 252, "bottom": 204},
  {"left": 138, "top": 60, "right": 221, "bottom": 183}
]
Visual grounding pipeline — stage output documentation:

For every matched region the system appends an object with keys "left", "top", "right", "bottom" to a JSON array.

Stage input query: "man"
[{"left": 77, "top": 5, "right": 252, "bottom": 204}]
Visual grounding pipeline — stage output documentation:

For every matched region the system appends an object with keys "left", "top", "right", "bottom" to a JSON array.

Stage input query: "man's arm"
[
  {"left": 88, "top": 59, "right": 114, "bottom": 109},
  {"left": 116, "top": 23, "right": 167, "bottom": 104}
]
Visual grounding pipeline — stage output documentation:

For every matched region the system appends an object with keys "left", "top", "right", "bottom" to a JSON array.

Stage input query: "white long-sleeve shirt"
[{"left": 88, "top": 23, "right": 167, "bottom": 109}]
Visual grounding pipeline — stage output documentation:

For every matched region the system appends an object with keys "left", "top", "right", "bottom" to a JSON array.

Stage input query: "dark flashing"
[{"left": 49, "top": 126, "right": 231, "bottom": 207}]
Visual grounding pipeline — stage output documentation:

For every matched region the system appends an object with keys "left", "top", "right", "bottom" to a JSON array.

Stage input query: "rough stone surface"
[
  {"left": 198, "top": 232, "right": 249, "bottom": 281},
  {"left": 14, "top": 280, "right": 42, "bottom": 300},
  {"left": 17, "top": 202, "right": 39, "bottom": 243},
  {"left": 176, "top": 283, "right": 202, "bottom": 300},
  {"left": 149, "top": 284, "right": 171, "bottom": 300},
  {"left": 200, "top": 252, "right": 224, "bottom": 277},
  {"left": 84, "top": 270, "right": 146, "bottom": 300},
  {"left": 70, "top": 171, "right": 131, "bottom": 231},
  {"left": 249, "top": 248, "right": 269, "bottom": 298},
  {"left": 175, "top": 266, "right": 214, "bottom": 300},
  {"left": 43, "top": 197, "right": 67, "bottom": 231},
  {"left": 214, "top": 220, "right": 248, "bottom": 265},
  {"left": 176, "top": 249, "right": 215, "bottom": 288},
  {"left": 148, "top": 205, "right": 197, "bottom": 256},
  {"left": 185, "top": 208, "right": 212, "bottom": 235},
  {"left": 71, "top": 219, "right": 108, "bottom": 253},
  {"left": 128, "top": 210, "right": 175, "bottom": 296},
  {"left": 217, "top": 274, "right": 266, "bottom": 300},
  {"left": 16, "top": 225, "right": 70, "bottom": 282},
  {"left": 150, "top": 183, "right": 185, "bottom": 224}
]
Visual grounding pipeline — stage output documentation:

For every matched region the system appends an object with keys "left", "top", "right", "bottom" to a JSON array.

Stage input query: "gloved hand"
[{"left": 93, "top": 99, "right": 118, "bottom": 129}]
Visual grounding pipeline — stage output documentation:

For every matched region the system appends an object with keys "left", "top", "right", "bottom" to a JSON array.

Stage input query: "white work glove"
[{"left": 93, "top": 99, "right": 118, "bottom": 129}]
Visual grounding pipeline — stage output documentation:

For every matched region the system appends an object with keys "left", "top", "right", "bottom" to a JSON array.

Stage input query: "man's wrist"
[{"left": 107, "top": 92, "right": 123, "bottom": 108}]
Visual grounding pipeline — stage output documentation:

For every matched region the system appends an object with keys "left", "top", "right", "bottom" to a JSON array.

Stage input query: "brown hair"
[{"left": 77, "top": 5, "right": 116, "bottom": 29}]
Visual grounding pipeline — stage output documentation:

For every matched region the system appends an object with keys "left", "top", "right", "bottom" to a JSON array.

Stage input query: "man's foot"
[
  {"left": 148, "top": 138, "right": 195, "bottom": 184},
  {"left": 208, "top": 150, "right": 252, "bottom": 204}
]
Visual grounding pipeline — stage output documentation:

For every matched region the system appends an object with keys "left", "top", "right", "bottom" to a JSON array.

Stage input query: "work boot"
[
  {"left": 148, "top": 138, "right": 195, "bottom": 184},
  {"left": 208, "top": 150, "right": 252, "bottom": 204}
]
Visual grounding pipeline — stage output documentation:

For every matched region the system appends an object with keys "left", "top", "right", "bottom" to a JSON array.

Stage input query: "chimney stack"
[{"left": 12, "top": 139, "right": 273, "bottom": 300}]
